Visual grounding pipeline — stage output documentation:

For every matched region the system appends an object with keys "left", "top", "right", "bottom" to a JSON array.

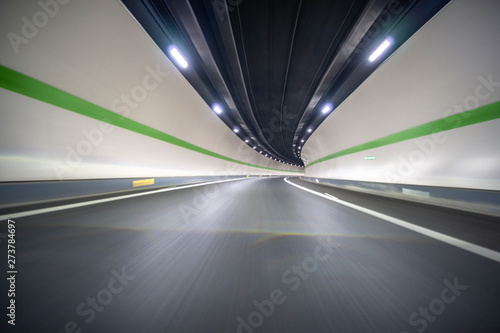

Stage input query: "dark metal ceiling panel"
[{"left": 121, "top": 0, "right": 452, "bottom": 165}]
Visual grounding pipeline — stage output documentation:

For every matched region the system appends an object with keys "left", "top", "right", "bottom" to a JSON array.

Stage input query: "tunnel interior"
[{"left": 0, "top": 0, "right": 499, "bottom": 332}]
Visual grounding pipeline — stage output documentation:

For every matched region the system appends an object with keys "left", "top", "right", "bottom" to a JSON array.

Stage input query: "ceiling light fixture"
[
  {"left": 321, "top": 103, "right": 333, "bottom": 114},
  {"left": 368, "top": 38, "right": 391, "bottom": 62},
  {"left": 212, "top": 104, "right": 223, "bottom": 114},
  {"left": 233, "top": 127, "right": 239, "bottom": 133},
  {"left": 307, "top": 128, "right": 312, "bottom": 133},
  {"left": 168, "top": 46, "right": 188, "bottom": 68}
]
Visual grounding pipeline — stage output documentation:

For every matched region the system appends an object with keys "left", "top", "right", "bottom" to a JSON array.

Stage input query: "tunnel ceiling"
[{"left": 121, "top": 0, "right": 451, "bottom": 166}]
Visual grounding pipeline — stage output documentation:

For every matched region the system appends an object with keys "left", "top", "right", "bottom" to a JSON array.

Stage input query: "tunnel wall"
[
  {"left": 0, "top": 0, "right": 301, "bottom": 182},
  {"left": 302, "top": 0, "right": 500, "bottom": 191}
]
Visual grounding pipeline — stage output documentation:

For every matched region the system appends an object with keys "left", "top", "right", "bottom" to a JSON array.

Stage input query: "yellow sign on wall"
[{"left": 133, "top": 178, "right": 155, "bottom": 187}]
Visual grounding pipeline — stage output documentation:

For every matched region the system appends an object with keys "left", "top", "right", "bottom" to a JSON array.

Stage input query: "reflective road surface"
[{"left": 1, "top": 177, "right": 499, "bottom": 333}]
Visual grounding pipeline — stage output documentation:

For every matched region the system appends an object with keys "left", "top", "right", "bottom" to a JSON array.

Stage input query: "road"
[{"left": 1, "top": 177, "right": 499, "bottom": 332}]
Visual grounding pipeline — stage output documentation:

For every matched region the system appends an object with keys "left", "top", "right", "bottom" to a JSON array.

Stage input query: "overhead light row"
[
  {"left": 167, "top": 45, "right": 307, "bottom": 168},
  {"left": 297, "top": 102, "right": 333, "bottom": 150},
  {"left": 295, "top": 37, "right": 393, "bottom": 153},
  {"left": 210, "top": 100, "right": 299, "bottom": 166},
  {"left": 168, "top": 45, "right": 245, "bottom": 141},
  {"left": 250, "top": 146, "right": 305, "bottom": 166},
  {"left": 254, "top": 148, "right": 301, "bottom": 166},
  {"left": 168, "top": 35, "right": 392, "bottom": 168}
]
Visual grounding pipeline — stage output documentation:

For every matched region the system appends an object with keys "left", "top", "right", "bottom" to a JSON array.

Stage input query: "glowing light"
[
  {"left": 212, "top": 104, "right": 223, "bottom": 114},
  {"left": 369, "top": 38, "right": 391, "bottom": 62},
  {"left": 169, "top": 46, "right": 188, "bottom": 68},
  {"left": 321, "top": 104, "right": 333, "bottom": 114}
]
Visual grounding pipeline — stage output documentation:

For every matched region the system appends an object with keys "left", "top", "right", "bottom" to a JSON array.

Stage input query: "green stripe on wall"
[
  {"left": 307, "top": 100, "right": 500, "bottom": 167},
  {"left": 0, "top": 65, "right": 301, "bottom": 174}
]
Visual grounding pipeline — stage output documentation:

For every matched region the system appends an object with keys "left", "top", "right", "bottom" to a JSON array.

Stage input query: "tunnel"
[{"left": 1, "top": 0, "right": 500, "bottom": 332}]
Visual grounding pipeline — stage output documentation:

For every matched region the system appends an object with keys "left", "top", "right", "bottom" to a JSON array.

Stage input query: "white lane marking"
[
  {"left": 284, "top": 178, "right": 500, "bottom": 263},
  {"left": 0, "top": 177, "right": 249, "bottom": 220}
]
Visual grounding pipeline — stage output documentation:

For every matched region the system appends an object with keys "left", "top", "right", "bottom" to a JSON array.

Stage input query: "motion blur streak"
[{"left": 3, "top": 177, "right": 499, "bottom": 332}]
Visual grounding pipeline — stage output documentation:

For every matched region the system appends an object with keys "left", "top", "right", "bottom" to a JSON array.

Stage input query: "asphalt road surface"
[{"left": 1, "top": 177, "right": 499, "bottom": 333}]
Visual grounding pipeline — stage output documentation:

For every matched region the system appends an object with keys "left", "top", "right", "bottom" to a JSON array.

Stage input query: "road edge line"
[{"left": 284, "top": 178, "right": 500, "bottom": 263}]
